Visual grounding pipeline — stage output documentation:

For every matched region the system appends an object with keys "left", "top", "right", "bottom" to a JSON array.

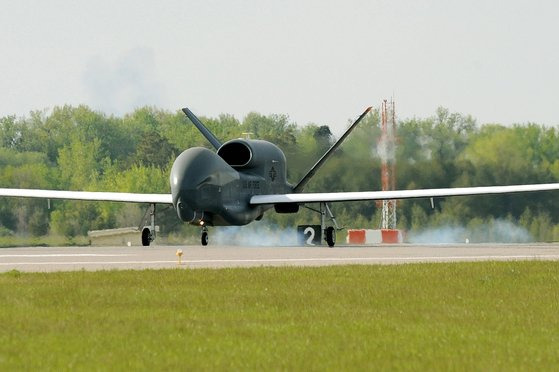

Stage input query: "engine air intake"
[{"left": 217, "top": 141, "right": 252, "bottom": 167}]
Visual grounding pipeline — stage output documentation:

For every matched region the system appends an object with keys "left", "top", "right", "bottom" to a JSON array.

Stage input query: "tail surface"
[
  {"left": 182, "top": 107, "right": 222, "bottom": 150},
  {"left": 293, "top": 106, "right": 372, "bottom": 192}
]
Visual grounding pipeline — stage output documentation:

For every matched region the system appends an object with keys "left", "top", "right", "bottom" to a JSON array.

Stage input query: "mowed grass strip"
[{"left": 1, "top": 262, "right": 559, "bottom": 370}]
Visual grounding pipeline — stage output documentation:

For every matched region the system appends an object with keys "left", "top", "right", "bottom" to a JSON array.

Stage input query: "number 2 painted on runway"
[{"left": 304, "top": 226, "right": 315, "bottom": 245}]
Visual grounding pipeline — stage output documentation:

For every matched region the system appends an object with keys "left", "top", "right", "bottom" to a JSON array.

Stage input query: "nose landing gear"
[{"left": 201, "top": 226, "right": 209, "bottom": 246}]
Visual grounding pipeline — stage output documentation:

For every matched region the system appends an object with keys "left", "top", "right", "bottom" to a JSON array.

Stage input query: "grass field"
[
  {"left": 0, "top": 235, "right": 90, "bottom": 248},
  {"left": 1, "top": 262, "right": 559, "bottom": 370}
]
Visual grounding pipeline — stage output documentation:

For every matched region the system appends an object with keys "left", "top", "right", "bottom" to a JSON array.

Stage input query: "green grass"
[
  {"left": 1, "top": 262, "right": 559, "bottom": 370},
  {"left": 0, "top": 235, "right": 89, "bottom": 248}
]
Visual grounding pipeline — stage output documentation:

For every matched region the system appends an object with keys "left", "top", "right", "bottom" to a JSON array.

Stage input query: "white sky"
[{"left": 1, "top": 0, "right": 558, "bottom": 134}]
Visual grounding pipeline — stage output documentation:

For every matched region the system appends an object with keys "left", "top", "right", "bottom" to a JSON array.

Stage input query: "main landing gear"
[
  {"left": 304, "top": 202, "right": 341, "bottom": 247},
  {"left": 325, "top": 226, "right": 336, "bottom": 247},
  {"left": 140, "top": 204, "right": 156, "bottom": 246}
]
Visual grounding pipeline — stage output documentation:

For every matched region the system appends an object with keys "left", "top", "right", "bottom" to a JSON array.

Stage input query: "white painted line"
[
  {"left": 183, "top": 255, "right": 559, "bottom": 263},
  {"left": 0, "top": 261, "right": 174, "bottom": 266},
  {"left": 2, "top": 254, "right": 559, "bottom": 267},
  {"left": 0, "top": 254, "right": 134, "bottom": 258}
]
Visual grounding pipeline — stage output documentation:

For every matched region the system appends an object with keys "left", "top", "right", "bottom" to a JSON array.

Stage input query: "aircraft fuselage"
[{"left": 170, "top": 139, "right": 293, "bottom": 226}]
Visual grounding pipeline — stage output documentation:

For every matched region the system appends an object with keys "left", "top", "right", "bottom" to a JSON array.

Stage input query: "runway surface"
[{"left": 2, "top": 243, "right": 559, "bottom": 272}]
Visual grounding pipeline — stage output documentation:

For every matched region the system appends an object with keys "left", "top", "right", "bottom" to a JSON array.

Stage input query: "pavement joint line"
[{"left": 3, "top": 254, "right": 559, "bottom": 266}]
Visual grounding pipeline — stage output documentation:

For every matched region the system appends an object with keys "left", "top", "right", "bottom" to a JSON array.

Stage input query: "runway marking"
[
  {"left": 0, "top": 254, "right": 134, "bottom": 258},
  {"left": 3, "top": 254, "right": 559, "bottom": 267}
]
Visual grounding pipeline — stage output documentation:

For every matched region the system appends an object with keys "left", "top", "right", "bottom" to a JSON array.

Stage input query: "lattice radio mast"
[{"left": 378, "top": 99, "right": 397, "bottom": 229}]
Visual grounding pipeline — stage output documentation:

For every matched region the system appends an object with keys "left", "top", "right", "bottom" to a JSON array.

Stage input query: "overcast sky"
[{"left": 1, "top": 0, "right": 558, "bottom": 134}]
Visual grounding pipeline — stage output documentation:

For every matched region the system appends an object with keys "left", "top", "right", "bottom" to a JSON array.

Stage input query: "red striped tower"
[{"left": 378, "top": 99, "right": 397, "bottom": 230}]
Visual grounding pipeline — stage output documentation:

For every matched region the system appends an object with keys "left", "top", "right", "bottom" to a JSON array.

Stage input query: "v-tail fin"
[
  {"left": 182, "top": 107, "right": 222, "bottom": 150},
  {"left": 293, "top": 106, "right": 372, "bottom": 192}
]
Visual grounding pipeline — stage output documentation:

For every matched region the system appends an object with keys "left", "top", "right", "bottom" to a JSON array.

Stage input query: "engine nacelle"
[{"left": 217, "top": 139, "right": 287, "bottom": 178}]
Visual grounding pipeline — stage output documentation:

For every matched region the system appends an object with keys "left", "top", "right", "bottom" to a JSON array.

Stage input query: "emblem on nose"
[{"left": 269, "top": 167, "right": 277, "bottom": 182}]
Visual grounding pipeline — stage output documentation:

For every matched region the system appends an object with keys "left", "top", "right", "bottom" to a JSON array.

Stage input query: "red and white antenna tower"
[{"left": 378, "top": 99, "right": 397, "bottom": 229}]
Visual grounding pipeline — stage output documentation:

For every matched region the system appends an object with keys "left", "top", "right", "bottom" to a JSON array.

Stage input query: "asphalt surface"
[{"left": 1, "top": 243, "right": 559, "bottom": 272}]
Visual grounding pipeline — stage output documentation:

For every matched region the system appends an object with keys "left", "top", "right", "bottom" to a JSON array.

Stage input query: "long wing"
[
  {"left": 0, "top": 188, "right": 173, "bottom": 204},
  {"left": 250, "top": 183, "right": 559, "bottom": 205}
]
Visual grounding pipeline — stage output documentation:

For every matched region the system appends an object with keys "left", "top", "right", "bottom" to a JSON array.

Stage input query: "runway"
[{"left": 2, "top": 243, "right": 559, "bottom": 272}]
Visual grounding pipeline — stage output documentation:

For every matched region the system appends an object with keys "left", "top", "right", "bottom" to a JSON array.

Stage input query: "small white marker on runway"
[{"left": 176, "top": 249, "right": 183, "bottom": 265}]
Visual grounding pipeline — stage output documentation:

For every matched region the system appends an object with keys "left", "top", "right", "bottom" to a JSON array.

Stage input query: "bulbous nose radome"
[{"left": 170, "top": 147, "right": 237, "bottom": 221}]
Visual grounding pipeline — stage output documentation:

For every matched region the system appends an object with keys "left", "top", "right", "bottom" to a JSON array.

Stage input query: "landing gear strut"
[
  {"left": 304, "top": 202, "right": 341, "bottom": 247},
  {"left": 321, "top": 203, "right": 339, "bottom": 247},
  {"left": 201, "top": 226, "right": 209, "bottom": 246},
  {"left": 140, "top": 203, "right": 156, "bottom": 246}
]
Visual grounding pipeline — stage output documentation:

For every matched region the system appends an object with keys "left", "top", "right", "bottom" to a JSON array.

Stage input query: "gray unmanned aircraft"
[{"left": 1, "top": 107, "right": 559, "bottom": 247}]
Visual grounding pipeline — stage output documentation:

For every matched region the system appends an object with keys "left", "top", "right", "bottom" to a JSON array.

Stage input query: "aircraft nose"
[
  {"left": 171, "top": 148, "right": 212, "bottom": 201},
  {"left": 175, "top": 197, "right": 205, "bottom": 223},
  {"left": 170, "top": 146, "right": 237, "bottom": 209}
]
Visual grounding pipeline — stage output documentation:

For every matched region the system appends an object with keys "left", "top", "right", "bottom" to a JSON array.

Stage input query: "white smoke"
[
  {"left": 408, "top": 219, "right": 532, "bottom": 244},
  {"left": 376, "top": 137, "right": 396, "bottom": 163},
  {"left": 212, "top": 225, "right": 299, "bottom": 246},
  {"left": 82, "top": 47, "right": 166, "bottom": 114},
  {"left": 409, "top": 225, "right": 467, "bottom": 244}
]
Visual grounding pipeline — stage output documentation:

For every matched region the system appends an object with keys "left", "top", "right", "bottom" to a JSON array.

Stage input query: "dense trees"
[{"left": 0, "top": 105, "right": 558, "bottom": 242}]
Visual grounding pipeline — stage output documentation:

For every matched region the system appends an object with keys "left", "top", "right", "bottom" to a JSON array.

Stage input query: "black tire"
[
  {"left": 325, "top": 226, "right": 336, "bottom": 247},
  {"left": 201, "top": 231, "right": 209, "bottom": 246},
  {"left": 141, "top": 227, "right": 151, "bottom": 246}
]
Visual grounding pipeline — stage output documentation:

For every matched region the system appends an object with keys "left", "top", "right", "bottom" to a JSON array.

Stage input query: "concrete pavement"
[{"left": 1, "top": 243, "right": 559, "bottom": 272}]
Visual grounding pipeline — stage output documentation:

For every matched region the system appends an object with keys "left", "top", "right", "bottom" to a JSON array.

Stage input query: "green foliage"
[
  {"left": 0, "top": 116, "right": 21, "bottom": 148},
  {"left": 135, "top": 131, "right": 178, "bottom": 168},
  {"left": 0, "top": 148, "right": 47, "bottom": 168},
  {"left": 242, "top": 112, "right": 297, "bottom": 148},
  {"left": 57, "top": 137, "right": 102, "bottom": 190},
  {"left": 0, "top": 105, "right": 558, "bottom": 240}
]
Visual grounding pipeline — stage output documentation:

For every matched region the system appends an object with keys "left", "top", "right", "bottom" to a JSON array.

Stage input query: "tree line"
[{"left": 1, "top": 105, "right": 558, "bottom": 242}]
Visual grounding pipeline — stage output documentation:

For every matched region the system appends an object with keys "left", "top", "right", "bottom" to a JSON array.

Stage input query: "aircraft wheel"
[
  {"left": 201, "top": 231, "right": 209, "bottom": 246},
  {"left": 141, "top": 227, "right": 152, "bottom": 246},
  {"left": 325, "top": 226, "right": 336, "bottom": 247}
]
